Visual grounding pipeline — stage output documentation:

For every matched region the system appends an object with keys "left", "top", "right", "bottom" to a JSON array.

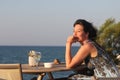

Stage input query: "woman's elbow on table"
[
  {"left": 66, "top": 63, "right": 75, "bottom": 69},
  {"left": 66, "top": 65, "right": 72, "bottom": 69}
]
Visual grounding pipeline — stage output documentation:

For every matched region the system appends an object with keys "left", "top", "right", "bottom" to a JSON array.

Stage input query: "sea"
[{"left": 0, "top": 46, "right": 79, "bottom": 80}]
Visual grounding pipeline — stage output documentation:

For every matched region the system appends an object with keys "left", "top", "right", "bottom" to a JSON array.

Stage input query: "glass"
[{"left": 34, "top": 51, "right": 41, "bottom": 69}]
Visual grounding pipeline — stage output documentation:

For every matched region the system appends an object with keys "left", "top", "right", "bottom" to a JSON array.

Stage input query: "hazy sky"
[{"left": 0, "top": 0, "right": 120, "bottom": 46}]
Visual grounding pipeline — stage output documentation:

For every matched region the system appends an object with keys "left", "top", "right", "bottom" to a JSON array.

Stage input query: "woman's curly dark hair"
[{"left": 73, "top": 19, "right": 97, "bottom": 40}]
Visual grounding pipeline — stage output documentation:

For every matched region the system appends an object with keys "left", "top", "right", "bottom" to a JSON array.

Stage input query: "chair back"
[{"left": 0, "top": 64, "right": 23, "bottom": 80}]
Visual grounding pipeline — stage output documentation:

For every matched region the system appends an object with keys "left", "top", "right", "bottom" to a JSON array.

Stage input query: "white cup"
[{"left": 44, "top": 62, "right": 53, "bottom": 68}]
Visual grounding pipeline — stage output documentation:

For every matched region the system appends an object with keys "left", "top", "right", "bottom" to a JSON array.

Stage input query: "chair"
[{"left": 0, "top": 63, "right": 23, "bottom": 80}]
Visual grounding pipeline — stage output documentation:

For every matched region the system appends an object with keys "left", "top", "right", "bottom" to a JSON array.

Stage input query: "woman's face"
[{"left": 73, "top": 24, "right": 88, "bottom": 42}]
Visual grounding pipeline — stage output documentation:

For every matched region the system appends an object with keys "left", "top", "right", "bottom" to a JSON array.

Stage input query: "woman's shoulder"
[
  {"left": 80, "top": 42, "right": 95, "bottom": 53},
  {"left": 83, "top": 41, "right": 95, "bottom": 48}
]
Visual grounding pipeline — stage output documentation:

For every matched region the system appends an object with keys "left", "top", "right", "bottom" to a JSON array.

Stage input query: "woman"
[{"left": 65, "top": 19, "right": 120, "bottom": 79}]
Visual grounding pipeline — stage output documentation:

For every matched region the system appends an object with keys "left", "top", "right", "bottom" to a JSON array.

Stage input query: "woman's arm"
[
  {"left": 65, "top": 42, "right": 93, "bottom": 69},
  {"left": 65, "top": 42, "right": 72, "bottom": 68}
]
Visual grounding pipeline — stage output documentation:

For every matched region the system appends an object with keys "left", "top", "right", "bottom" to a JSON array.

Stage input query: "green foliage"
[{"left": 96, "top": 18, "right": 120, "bottom": 64}]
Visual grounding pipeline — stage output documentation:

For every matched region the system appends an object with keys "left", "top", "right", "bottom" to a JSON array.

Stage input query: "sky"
[{"left": 0, "top": 0, "right": 120, "bottom": 46}]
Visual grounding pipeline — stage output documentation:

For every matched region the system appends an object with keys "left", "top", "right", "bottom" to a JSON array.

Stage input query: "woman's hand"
[{"left": 66, "top": 35, "right": 78, "bottom": 44}]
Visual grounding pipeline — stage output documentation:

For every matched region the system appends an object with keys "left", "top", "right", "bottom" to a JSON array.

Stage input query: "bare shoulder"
[
  {"left": 82, "top": 42, "right": 94, "bottom": 49},
  {"left": 78, "top": 42, "right": 94, "bottom": 55}
]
